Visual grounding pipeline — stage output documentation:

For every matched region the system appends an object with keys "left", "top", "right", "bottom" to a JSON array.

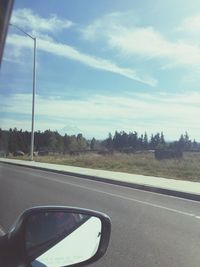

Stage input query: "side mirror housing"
[{"left": 2, "top": 206, "right": 111, "bottom": 267}]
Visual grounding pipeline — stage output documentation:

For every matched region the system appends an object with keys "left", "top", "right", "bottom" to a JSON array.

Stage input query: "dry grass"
[{"left": 12, "top": 151, "right": 200, "bottom": 182}]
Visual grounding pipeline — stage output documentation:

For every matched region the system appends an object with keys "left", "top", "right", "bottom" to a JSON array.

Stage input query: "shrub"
[{"left": 155, "top": 148, "right": 183, "bottom": 160}]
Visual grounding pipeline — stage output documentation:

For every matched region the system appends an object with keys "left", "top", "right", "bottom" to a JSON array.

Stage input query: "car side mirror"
[{"left": 4, "top": 206, "right": 111, "bottom": 267}]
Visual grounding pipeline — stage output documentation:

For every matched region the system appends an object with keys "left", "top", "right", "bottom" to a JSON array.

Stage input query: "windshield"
[{"left": 1, "top": 1, "right": 200, "bottom": 267}]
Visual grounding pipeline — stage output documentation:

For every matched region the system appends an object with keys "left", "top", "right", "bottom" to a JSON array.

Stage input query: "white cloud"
[
  {"left": 82, "top": 12, "right": 200, "bottom": 70},
  {"left": 6, "top": 33, "right": 156, "bottom": 86},
  {"left": 177, "top": 14, "right": 200, "bottom": 34},
  {"left": 1, "top": 92, "right": 200, "bottom": 140},
  {"left": 81, "top": 11, "right": 139, "bottom": 42},
  {"left": 11, "top": 8, "right": 74, "bottom": 34},
  {"left": 3, "top": 45, "right": 24, "bottom": 64},
  {"left": 2, "top": 92, "right": 200, "bottom": 120},
  {"left": 7, "top": 9, "right": 157, "bottom": 86},
  {"left": 116, "top": 28, "right": 200, "bottom": 69}
]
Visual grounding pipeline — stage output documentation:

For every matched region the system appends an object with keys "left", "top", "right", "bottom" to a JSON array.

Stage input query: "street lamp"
[{"left": 9, "top": 23, "right": 36, "bottom": 161}]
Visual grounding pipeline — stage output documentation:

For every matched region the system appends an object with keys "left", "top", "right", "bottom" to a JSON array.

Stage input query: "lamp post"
[{"left": 9, "top": 23, "right": 36, "bottom": 160}]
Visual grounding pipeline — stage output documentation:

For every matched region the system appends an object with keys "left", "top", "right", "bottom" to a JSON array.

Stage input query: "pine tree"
[{"left": 143, "top": 132, "right": 148, "bottom": 149}]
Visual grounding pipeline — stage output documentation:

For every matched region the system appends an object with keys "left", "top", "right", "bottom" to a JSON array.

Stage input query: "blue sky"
[{"left": 1, "top": 0, "right": 200, "bottom": 140}]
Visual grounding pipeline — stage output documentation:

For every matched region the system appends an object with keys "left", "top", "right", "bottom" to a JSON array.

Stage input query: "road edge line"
[{"left": 1, "top": 161, "right": 200, "bottom": 202}]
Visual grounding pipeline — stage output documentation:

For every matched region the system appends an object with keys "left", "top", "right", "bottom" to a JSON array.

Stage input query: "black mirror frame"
[{"left": 8, "top": 206, "right": 111, "bottom": 267}]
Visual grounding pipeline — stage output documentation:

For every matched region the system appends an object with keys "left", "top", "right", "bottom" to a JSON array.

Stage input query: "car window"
[{"left": 1, "top": 1, "right": 200, "bottom": 267}]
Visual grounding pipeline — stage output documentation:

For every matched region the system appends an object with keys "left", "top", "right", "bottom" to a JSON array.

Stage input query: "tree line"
[
  {"left": 0, "top": 128, "right": 88, "bottom": 154},
  {"left": 104, "top": 131, "right": 200, "bottom": 152},
  {"left": 0, "top": 128, "right": 199, "bottom": 154}
]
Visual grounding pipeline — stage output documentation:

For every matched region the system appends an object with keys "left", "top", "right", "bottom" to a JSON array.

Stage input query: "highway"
[{"left": 0, "top": 163, "right": 200, "bottom": 267}]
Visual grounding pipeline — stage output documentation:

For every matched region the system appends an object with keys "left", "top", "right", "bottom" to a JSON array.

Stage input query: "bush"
[
  {"left": 155, "top": 149, "right": 183, "bottom": 160},
  {"left": 13, "top": 150, "right": 25, "bottom": 156}
]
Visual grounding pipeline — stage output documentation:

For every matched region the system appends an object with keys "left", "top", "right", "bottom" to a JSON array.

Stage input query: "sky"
[{"left": 1, "top": 0, "right": 200, "bottom": 140}]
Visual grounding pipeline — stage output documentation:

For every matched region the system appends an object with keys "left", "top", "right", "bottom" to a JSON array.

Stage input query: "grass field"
[{"left": 12, "top": 151, "right": 200, "bottom": 182}]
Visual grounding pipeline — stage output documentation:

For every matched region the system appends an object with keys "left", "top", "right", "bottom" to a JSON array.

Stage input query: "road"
[{"left": 0, "top": 163, "right": 200, "bottom": 267}]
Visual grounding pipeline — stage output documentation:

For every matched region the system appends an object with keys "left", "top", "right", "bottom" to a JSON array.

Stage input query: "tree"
[
  {"left": 137, "top": 134, "right": 144, "bottom": 150},
  {"left": 63, "top": 134, "right": 71, "bottom": 153},
  {"left": 90, "top": 138, "right": 96, "bottom": 150},
  {"left": 105, "top": 133, "right": 113, "bottom": 150},
  {"left": 178, "top": 132, "right": 192, "bottom": 151},
  {"left": 113, "top": 131, "right": 121, "bottom": 149},
  {"left": 76, "top": 133, "right": 88, "bottom": 151},
  {"left": 55, "top": 131, "right": 64, "bottom": 152},
  {"left": 192, "top": 139, "right": 199, "bottom": 151},
  {"left": 160, "top": 132, "right": 165, "bottom": 145},
  {"left": 121, "top": 131, "right": 129, "bottom": 148},
  {"left": 128, "top": 131, "right": 138, "bottom": 149},
  {"left": 143, "top": 132, "right": 148, "bottom": 149}
]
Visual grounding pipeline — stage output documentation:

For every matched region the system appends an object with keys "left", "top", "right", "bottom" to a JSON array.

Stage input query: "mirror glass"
[{"left": 25, "top": 211, "right": 102, "bottom": 267}]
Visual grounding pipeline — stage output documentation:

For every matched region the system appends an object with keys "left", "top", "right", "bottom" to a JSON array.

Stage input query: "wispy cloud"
[
  {"left": 81, "top": 11, "right": 139, "bottom": 42},
  {"left": 6, "top": 33, "right": 156, "bottom": 86},
  {"left": 11, "top": 8, "right": 74, "bottom": 34},
  {"left": 82, "top": 12, "right": 200, "bottom": 70},
  {"left": 176, "top": 14, "right": 200, "bottom": 34},
  {"left": 6, "top": 8, "right": 157, "bottom": 86},
  {"left": 1, "top": 92, "right": 200, "bottom": 139},
  {"left": 3, "top": 45, "right": 24, "bottom": 64}
]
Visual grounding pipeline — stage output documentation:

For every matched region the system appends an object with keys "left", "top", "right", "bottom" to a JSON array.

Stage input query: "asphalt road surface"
[{"left": 1, "top": 163, "right": 200, "bottom": 267}]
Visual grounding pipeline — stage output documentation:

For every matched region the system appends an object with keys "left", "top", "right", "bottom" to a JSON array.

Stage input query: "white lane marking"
[
  {"left": 23, "top": 171, "right": 200, "bottom": 220},
  {"left": 3, "top": 163, "right": 200, "bottom": 218},
  {"left": 5, "top": 163, "right": 200, "bottom": 205},
  {"left": 47, "top": 171, "right": 200, "bottom": 204}
]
